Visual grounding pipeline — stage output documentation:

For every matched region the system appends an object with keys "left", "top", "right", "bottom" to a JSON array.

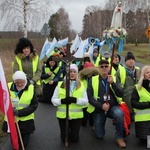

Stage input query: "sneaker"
[{"left": 116, "top": 139, "right": 126, "bottom": 148}]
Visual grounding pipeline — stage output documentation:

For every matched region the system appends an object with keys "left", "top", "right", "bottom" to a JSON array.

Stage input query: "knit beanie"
[
  {"left": 83, "top": 53, "right": 91, "bottom": 63},
  {"left": 125, "top": 52, "right": 135, "bottom": 62},
  {"left": 13, "top": 71, "right": 27, "bottom": 81},
  {"left": 114, "top": 53, "right": 121, "bottom": 62},
  {"left": 93, "top": 48, "right": 98, "bottom": 53},
  {"left": 70, "top": 64, "right": 78, "bottom": 73}
]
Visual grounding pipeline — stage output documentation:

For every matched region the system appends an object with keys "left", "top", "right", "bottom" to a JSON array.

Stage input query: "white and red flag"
[{"left": 0, "top": 59, "right": 19, "bottom": 150}]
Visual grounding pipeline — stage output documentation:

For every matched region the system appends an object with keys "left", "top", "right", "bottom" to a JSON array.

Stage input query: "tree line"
[
  {"left": 0, "top": 0, "right": 149, "bottom": 43},
  {"left": 48, "top": 6, "right": 149, "bottom": 43}
]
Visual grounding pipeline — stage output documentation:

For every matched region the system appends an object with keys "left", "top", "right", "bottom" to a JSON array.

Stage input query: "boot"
[{"left": 116, "top": 139, "right": 126, "bottom": 148}]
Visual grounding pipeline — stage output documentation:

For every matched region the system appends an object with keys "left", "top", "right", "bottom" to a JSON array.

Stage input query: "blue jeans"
[{"left": 93, "top": 106, "right": 124, "bottom": 140}]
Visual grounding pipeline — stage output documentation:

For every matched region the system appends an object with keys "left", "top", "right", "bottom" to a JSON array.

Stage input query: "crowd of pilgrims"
[{"left": 2, "top": 37, "right": 150, "bottom": 149}]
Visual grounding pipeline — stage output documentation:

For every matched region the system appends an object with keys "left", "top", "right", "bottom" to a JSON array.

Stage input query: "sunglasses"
[{"left": 100, "top": 65, "right": 109, "bottom": 68}]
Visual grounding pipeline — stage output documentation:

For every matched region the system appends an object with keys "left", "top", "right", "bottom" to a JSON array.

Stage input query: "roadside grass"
[
  {"left": 104, "top": 43, "right": 150, "bottom": 65},
  {"left": 122, "top": 44, "right": 150, "bottom": 65},
  {"left": 0, "top": 38, "right": 149, "bottom": 143},
  {"left": 0, "top": 38, "right": 45, "bottom": 142}
]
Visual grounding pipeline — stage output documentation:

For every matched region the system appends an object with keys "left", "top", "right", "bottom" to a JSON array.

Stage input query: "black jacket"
[
  {"left": 2, "top": 80, "right": 38, "bottom": 133},
  {"left": 131, "top": 80, "right": 150, "bottom": 139},
  {"left": 87, "top": 75, "right": 123, "bottom": 113}
]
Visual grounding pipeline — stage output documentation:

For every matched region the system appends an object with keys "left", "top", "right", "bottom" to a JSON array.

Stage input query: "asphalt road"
[{"left": 1, "top": 102, "right": 149, "bottom": 150}]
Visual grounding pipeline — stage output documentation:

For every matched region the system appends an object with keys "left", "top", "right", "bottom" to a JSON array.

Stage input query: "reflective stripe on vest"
[
  {"left": 56, "top": 81, "right": 84, "bottom": 119},
  {"left": 5, "top": 82, "right": 35, "bottom": 122},
  {"left": 43, "top": 67, "right": 59, "bottom": 84},
  {"left": 57, "top": 108, "right": 82, "bottom": 112},
  {"left": 134, "top": 85, "right": 150, "bottom": 122},
  {"left": 15, "top": 56, "right": 41, "bottom": 85},
  {"left": 13, "top": 103, "right": 29, "bottom": 108}
]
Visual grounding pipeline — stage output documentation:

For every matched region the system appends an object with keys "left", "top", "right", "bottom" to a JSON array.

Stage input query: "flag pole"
[
  {"left": 105, "top": 43, "right": 115, "bottom": 114},
  {"left": 15, "top": 119, "right": 25, "bottom": 150}
]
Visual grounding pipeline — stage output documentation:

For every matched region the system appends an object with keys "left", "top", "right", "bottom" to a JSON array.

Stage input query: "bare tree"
[
  {"left": 81, "top": 6, "right": 112, "bottom": 39},
  {"left": 81, "top": 0, "right": 148, "bottom": 43},
  {"left": 0, "top": 0, "right": 56, "bottom": 37}
]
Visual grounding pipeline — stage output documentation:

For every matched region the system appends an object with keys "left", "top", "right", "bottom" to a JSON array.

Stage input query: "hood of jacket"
[{"left": 78, "top": 67, "right": 100, "bottom": 80}]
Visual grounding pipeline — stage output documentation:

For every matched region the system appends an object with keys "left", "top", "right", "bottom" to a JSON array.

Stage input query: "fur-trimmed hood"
[
  {"left": 78, "top": 67, "right": 100, "bottom": 80},
  {"left": 16, "top": 52, "right": 38, "bottom": 60}
]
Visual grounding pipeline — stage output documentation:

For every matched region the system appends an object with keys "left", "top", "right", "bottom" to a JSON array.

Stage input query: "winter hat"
[
  {"left": 84, "top": 62, "right": 94, "bottom": 69},
  {"left": 84, "top": 57, "right": 91, "bottom": 63},
  {"left": 13, "top": 71, "right": 27, "bottom": 81},
  {"left": 104, "top": 51, "right": 111, "bottom": 58},
  {"left": 70, "top": 64, "right": 78, "bottom": 73},
  {"left": 99, "top": 59, "right": 109, "bottom": 65},
  {"left": 47, "top": 55, "right": 54, "bottom": 61},
  {"left": 114, "top": 54, "right": 121, "bottom": 62},
  {"left": 104, "top": 51, "right": 110, "bottom": 55},
  {"left": 93, "top": 48, "right": 98, "bottom": 53},
  {"left": 83, "top": 53, "right": 91, "bottom": 63},
  {"left": 59, "top": 51, "right": 65, "bottom": 57},
  {"left": 125, "top": 52, "right": 135, "bottom": 62},
  {"left": 14, "top": 37, "right": 34, "bottom": 55}
]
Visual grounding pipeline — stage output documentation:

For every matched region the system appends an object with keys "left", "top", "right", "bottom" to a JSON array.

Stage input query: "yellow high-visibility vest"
[
  {"left": 134, "top": 85, "right": 150, "bottom": 122},
  {"left": 15, "top": 56, "right": 41, "bottom": 85},
  {"left": 43, "top": 67, "right": 60, "bottom": 84},
  {"left": 4, "top": 82, "right": 35, "bottom": 122},
  {"left": 56, "top": 82, "right": 85, "bottom": 119}
]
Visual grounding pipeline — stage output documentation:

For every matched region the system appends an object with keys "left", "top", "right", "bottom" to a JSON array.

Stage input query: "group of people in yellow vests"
[{"left": 2, "top": 37, "right": 150, "bottom": 149}]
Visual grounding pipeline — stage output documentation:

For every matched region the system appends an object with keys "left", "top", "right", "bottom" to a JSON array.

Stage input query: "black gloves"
[
  {"left": 13, "top": 107, "right": 18, "bottom": 116},
  {"left": 61, "top": 97, "right": 77, "bottom": 105}
]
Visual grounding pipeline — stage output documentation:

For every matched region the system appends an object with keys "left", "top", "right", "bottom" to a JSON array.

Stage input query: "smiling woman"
[
  {"left": 51, "top": 63, "right": 88, "bottom": 144},
  {"left": 13, "top": 71, "right": 27, "bottom": 90},
  {"left": 2, "top": 70, "right": 38, "bottom": 149},
  {"left": 131, "top": 65, "right": 150, "bottom": 145}
]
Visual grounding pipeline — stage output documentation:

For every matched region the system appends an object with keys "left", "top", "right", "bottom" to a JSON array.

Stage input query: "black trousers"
[
  {"left": 19, "top": 133, "right": 30, "bottom": 149},
  {"left": 58, "top": 118, "right": 82, "bottom": 143},
  {"left": 82, "top": 108, "right": 93, "bottom": 126},
  {"left": 39, "top": 82, "right": 57, "bottom": 103}
]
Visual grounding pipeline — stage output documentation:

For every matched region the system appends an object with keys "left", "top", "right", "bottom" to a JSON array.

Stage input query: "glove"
[
  {"left": 69, "top": 97, "right": 77, "bottom": 103},
  {"left": 30, "top": 80, "right": 35, "bottom": 85},
  {"left": 61, "top": 98, "right": 72, "bottom": 105},
  {"left": 13, "top": 107, "right": 18, "bottom": 116},
  {"left": 61, "top": 97, "right": 77, "bottom": 104}
]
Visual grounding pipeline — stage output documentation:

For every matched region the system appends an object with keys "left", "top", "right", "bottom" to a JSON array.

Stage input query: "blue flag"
[{"left": 40, "top": 38, "right": 51, "bottom": 60}]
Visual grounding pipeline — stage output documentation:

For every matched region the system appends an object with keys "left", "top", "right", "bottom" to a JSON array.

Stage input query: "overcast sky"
[
  {"left": 51, "top": 0, "right": 108, "bottom": 33},
  {"left": 0, "top": 0, "right": 108, "bottom": 32}
]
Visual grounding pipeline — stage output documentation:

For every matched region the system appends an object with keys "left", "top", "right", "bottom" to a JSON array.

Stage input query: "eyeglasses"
[
  {"left": 14, "top": 81, "right": 25, "bottom": 86},
  {"left": 100, "top": 65, "right": 109, "bottom": 69}
]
